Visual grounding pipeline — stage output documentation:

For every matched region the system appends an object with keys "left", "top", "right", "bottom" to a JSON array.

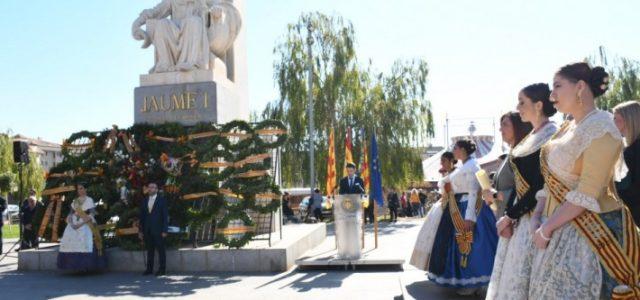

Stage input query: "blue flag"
[{"left": 369, "top": 132, "right": 384, "bottom": 206}]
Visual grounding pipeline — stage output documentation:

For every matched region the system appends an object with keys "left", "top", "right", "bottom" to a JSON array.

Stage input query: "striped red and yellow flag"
[
  {"left": 326, "top": 128, "right": 337, "bottom": 196},
  {"left": 343, "top": 127, "right": 354, "bottom": 177},
  {"left": 360, "top": 130, "right": 370, "bottom": 193}
]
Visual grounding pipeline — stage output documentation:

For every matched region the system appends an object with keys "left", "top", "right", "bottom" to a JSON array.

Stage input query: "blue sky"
[{"left": 1, "top": 0, "right": 639, "bottom": 146}]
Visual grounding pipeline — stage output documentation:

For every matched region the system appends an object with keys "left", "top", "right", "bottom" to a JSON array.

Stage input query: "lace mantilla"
[
  {"left": 512, "top": 122, "right": 558, "bottom": 158},
  {"left": 546, "top": 110, "right": 623, "bottom": 186}
]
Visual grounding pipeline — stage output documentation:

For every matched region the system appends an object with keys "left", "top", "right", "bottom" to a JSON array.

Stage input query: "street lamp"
[{"left": 307, "top": 23, "right": 315, "bottom": 196}]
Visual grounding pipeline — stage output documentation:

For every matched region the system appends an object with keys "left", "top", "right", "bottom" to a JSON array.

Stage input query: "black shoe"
[
  {"left": 142, "top": 270, "right": 153, "bottom": 276},
  {"left": 155, "top": 270, "right": 166, "bottom": 276}
]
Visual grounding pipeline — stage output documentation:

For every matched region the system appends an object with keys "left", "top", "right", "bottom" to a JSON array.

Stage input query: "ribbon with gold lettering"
[
  {"left": 51, "top": 199, "right": 63, "bottom": 242},
  {"left": 119, "top": 131, "right": 140, "bottom": 153},
  {"left": 181, "top": 188, "right": 243, "bottom": 201},
  {"left": 38, "top": 195, "right": 61, "bottom": 238},
  {"left": 47, "top": 168, "right": 104, "bottom": 179},
  {"left": 146, "top": 129, "right": 285, "bottom": 144},
  {"left": 215, "top": 226, "right": 255, "bottom": 235},
  {"left": 255, "top": 128, "right": 287, "bottom": 135},
  {"left": 234, "top": 170, "right": 269, "bottom": 179},
  {"left": 42, "top": 185, "right": 76, "bottom": 196},
  {"left": 199, "top": 153, "right": 272, "bottom": 170},
  {"left": 103, "top": 126, "right": 119, "bottom": 153},
  {"left": 116, "top": 226, "right": 139, "bottom": 236}
]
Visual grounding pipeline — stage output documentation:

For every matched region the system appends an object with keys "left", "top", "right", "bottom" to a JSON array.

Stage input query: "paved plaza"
[{"left": 0, "top": 219, "right": 484, "bottom": 300}]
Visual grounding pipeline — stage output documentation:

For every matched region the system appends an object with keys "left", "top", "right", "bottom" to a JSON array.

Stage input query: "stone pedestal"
[
  {"left": 133, "top": 56, "right": 247, "bottom": 125},
  {"left": 134, "top": 77, "right": 245, "bottom": 126}
]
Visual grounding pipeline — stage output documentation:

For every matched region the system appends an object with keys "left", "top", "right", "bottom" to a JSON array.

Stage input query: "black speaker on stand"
[{"left": 0, "top": 141, "right": 31, "bottom": 259}]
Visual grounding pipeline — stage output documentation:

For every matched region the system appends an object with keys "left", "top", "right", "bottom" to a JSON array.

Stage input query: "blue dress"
[{"left": 427, "top": 158, "right": 498, "bottom": 288}]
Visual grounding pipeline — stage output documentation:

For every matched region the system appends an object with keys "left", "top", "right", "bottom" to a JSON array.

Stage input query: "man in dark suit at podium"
[
  {"left": 339, "top": 163, "right": 365, "bottom": 195},
  {"left": 138, "top": 182, "right": 168, "bottom": 276}
]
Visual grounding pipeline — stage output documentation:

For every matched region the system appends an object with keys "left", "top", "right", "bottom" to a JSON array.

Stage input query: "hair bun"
[
  {"left": 455, "top": 139, "right": 477, "bottom": 156},
  {"left": 469, "top": 143, "right": 477, "bottom": 153},
  {"left": 589, "top": 66, "right": 610, "bottom": 97}
]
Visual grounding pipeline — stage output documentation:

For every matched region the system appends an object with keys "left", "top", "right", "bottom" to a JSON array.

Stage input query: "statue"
[{"left": 132, "top": 0, "right": 242, "bottom": 74}]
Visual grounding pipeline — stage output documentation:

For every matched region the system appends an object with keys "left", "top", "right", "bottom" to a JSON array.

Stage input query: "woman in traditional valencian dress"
[
  {"left": 530, "top": 63, "right": 640, "bottom": 299},
  {"left": 410, "top": 151, "right": 457, "bottom": 273},
  {"left": 486, "top": 83, "right": 557, "bottom": 300},
  {"left": 483, "top": 111, "right": 532, "bottom": 219},
  {"left": 427, "top": 139, "right": 498, "bottom": 296},
  {"left": 57, "top": 183, "right": 107, "bottom": 272}
]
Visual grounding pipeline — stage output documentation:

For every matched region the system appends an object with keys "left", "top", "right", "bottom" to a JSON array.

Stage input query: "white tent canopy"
[{"left": 422, "top": 135, "right": 504, "bottom": 183}]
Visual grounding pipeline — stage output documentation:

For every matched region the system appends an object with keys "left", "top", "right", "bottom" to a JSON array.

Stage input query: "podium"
[{"left": 333, "top": 194, "right": 365, "bottom": 260}]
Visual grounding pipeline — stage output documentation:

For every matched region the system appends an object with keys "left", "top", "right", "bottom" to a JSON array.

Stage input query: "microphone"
[{"left": 354, "top": 182, "right": 365, "bottom": 193}]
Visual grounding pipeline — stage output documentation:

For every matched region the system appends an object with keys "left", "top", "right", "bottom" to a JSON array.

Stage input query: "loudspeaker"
[{"left": 13, "top": 141, "right": 30, "bottom": 164}]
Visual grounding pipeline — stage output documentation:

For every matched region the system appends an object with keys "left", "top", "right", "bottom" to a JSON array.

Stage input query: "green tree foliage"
[
  {"left": 0, "top": 134, "right": 15, "bottom": 196},
  {"left": 263, "top": 12, "right": 434, "bottom": 190},
  {"left": 588, "top": 46, "right": 640, "bottom": 110},
  {"left": 16, "top": 152, "right": 45, "bottom": 198}
]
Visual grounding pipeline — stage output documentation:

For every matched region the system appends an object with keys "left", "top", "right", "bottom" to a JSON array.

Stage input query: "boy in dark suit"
[
  {"left": 339, "top": 163, "right": 365, "bottom": 195},
  {"left": 138, "top": 182, "right": 168, "bottom": 276}
]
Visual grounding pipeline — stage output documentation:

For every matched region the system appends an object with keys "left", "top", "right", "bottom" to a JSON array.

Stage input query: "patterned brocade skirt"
[
  {"left": 529, "top": 210, "right": 622, "bottom": 299},
  {"left": 427, "top": 199, "right": 498, "bottom": 288},
  {"left": 486, "top": 214, "right": 535, "bottom": 300}
]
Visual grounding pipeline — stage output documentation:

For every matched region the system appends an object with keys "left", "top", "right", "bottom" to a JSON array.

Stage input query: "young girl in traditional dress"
[
  {"left": 426, "top": 140, "right": 498, "bottom": 296},
  {"left": 410, "top": 151, "right": 457, "bottom": 272}
]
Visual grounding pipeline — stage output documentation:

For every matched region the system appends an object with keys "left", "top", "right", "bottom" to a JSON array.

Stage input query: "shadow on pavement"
[
  {"left": 278, "top": 271, "right": 352, "bottom": 292},
  {"left": 404, "top": 280, "right": 485, "bottom": 300},
  {"left": 0, "top": 270, "right": 242, "bottom": 298}
]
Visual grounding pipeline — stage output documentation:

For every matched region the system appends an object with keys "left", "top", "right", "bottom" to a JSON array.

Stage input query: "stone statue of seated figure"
[{"left": 132, "top": 0, "right": 241, "bottom": 74}]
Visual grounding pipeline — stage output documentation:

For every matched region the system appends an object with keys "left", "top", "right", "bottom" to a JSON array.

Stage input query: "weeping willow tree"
[
  {"left": 588, "top": 46, "right": 640, "bottom": 110},
  {"left": 262, "top": 12, "right": 434, "bottom": 190}
]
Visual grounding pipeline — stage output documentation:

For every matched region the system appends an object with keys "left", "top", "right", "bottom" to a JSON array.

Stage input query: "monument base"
[{"left": 19, "top": 223, "right": 326, "bottom": 272}]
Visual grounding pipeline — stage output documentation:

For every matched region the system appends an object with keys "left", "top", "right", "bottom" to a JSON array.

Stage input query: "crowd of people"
[
  {"left": 385, "top": 188, "right": 431, "bottom": 222},
  {"left": 411, "top": 62, "right": 640, "bottom": 299}
]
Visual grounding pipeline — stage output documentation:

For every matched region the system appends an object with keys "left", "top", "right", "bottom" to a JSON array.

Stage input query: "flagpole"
[
  {"left": 307, "top": 23, "right": 315, "bottom": 197},
  {"left": 374, "top": 201, "right": 378, "bottom": 249},
  {"left": 361, "top": 206, "right": 365, "bottom": 249}
]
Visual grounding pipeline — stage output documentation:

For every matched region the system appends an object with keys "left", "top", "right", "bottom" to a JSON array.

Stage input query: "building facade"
[{"left": 13, "top": 135, "right": 62, "bottom": 172}]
